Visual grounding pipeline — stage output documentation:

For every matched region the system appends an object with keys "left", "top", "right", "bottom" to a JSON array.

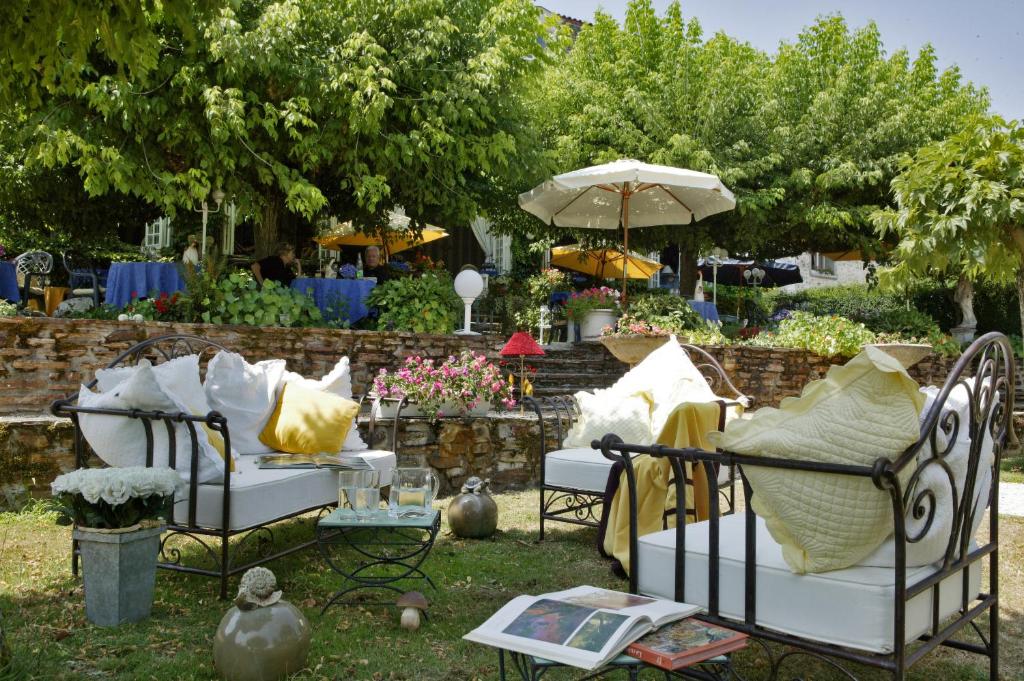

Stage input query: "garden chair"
[
  {"left": 525, "top": 343, "right": 748, "bottom": 540},
  {"left": 60, "top": 251, "right": 106, "bottom": 308},
  {"left": 599, "top": 332, "right": 1012, "bottom": 681},
  {"left": 13, "top": 250, "right": 52, "bottom": 307}
]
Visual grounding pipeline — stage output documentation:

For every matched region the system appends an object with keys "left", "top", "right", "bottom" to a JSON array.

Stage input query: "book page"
[{"left": 545, "top": 586, "right": 699, "bottom": 628}]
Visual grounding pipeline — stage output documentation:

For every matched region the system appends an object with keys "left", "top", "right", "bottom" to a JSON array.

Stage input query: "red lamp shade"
[{"left": 500, "top": 331, "right": 545, "bottom": 357}]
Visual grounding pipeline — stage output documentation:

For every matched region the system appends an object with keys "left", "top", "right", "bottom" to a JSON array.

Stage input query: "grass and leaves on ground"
[{"left": 0, "top": 492, "right": 1020, "bottom": 680}]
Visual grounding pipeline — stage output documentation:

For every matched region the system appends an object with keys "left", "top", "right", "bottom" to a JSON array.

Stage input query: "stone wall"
[
  {"left": 0, "top": 317, "right": 505, "bottom": 415},
  {"left": 0, "top": 413, "right": 556, "bottom": 507}
]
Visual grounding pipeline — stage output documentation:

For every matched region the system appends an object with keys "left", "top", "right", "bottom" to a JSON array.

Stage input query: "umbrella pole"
[{"left": 622, "top": 191, "right": 630, "bottom": 308}]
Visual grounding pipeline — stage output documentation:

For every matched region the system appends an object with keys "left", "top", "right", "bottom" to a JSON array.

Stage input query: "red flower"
[
  {"left": 159, "top": 292, "right": 169, "bottom": 300},
  {"left": 130, "top": 290, "right": 138, "bottom": 299}
]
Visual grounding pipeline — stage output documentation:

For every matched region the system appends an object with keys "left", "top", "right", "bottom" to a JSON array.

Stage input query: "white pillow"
[
  {"left": 281, "top": 357, "right": 368, "bottom": 451},
  {"left": 562, "top": 390, "right": 653, "bottom": 449},
  {"left": 862, "top": 379, "right": 996, "bottom": 567},
  {"left": 609, "top": 336, "right": 718, "bottom": 439},
  {"left": 78, "top": 362, "right": 229, "bottom": 482},
  {"left": 204, "top": 351, "right": 288, "bottom": 455}
]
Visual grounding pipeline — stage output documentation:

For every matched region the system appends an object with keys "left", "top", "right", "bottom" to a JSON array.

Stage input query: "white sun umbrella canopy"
[{"left": 518, "top": 159, "right": 736, "bottom": 301}]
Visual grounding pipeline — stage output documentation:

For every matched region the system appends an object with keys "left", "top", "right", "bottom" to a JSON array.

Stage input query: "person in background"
[
  {"left": 182, "top": 234, "right": 200, "bottom": 266},
  {"left": 252, "top": 242, "right": 301, "bottom": 287},
  {"left": 362, "top": 245, "right": 390, "bottom": 282}
]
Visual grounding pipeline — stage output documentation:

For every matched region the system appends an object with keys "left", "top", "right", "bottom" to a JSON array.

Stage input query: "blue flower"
[{"left": 340, "top": 263, "right": 357, "bottom": 279}]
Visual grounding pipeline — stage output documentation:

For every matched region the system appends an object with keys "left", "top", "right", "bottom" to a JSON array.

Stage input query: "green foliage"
[
  {"left": 873, "top": 116, "right": 1024, "bottom": 338},
  {"left": 626, "top": 292, "right": 703, "bottom": 330},
  {"left": 0, "top": 301, "right": 16, "bottom": 318},
  {"left": 512, "top": 2, "right": 988, "bottom": 260},
  {"left": 21, "top": 0, "right": 551, "bottom": 255},
  {"left": 768, "top": 284, "right": 905, "bottom": 325},
  {"left": 366, "top": 273, "right": 461, "bottom": 334},
  {"left": 200, "top": 272, "right": 322, "bottom": 327},
  {"left": 871, "top": 308, "right": 941, "bottom": 338},
  {"left": 749, "top": 311, "right": 877, "bottom": 358}
]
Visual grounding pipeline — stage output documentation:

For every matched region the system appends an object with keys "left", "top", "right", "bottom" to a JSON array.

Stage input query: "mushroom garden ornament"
[{"left": 397, "top": 591, "right": 429, "bottom": 631}]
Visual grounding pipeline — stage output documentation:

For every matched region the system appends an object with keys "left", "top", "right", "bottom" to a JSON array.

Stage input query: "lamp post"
[
  {"left": 193, "top": 188, "right": 226, "bottom": 259},
  {"left": 707, "top": 247, "right": 729, "bottom": 306},
  {"left": 743, "top": 266, "right": 766, "bottom": 289},
  {"left": 454, "top": 268, "right": 484, "bottom": 335},
  {"left": 538, "top": 304, "right": 550, "bottom": 345}
]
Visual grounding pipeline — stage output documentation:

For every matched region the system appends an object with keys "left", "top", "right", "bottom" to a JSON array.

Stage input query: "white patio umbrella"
[{"left": 518, "top": 159, "right": 736, "bottom": 304}]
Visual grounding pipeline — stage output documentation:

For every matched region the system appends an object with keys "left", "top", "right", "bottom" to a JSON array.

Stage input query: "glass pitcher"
[
  {"left": 389, "top": 467, "right": 440, "bottom": 518},
  {"left": 338, "top": 469, "right": 381, "bottom": 510}
]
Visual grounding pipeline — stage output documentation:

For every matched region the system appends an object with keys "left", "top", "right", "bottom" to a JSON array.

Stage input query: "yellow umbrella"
[
  {"left": 822, "top": 249, "right": 864, "bottom": 262},
  {"left": 316, "top": 211, "right": 449, "bottom": 256},
  {"left": 550, "top": 245, "right": 662, "bottom": 280}
]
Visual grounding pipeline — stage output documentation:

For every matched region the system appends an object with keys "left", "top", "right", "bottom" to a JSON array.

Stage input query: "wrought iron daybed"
[
  {"left": 525, "top": 343, "right": 750, "bottom": 539},
  {"left": 598, "top": 332, "right": 1012, "bottom": 680},
  {"left": 51, "top": 334, "right": 402, "bottom": 599}
]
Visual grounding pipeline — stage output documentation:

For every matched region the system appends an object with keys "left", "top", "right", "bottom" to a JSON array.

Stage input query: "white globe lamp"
[{"left": 454, "top": 268, "right": 484, "bottom": 335}]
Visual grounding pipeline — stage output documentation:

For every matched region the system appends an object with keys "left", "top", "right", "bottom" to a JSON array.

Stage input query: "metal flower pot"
[
  {"left": 578, "top": 309, "right": 619, "bottom": 341},
  {"left": 72, "top": 524, "right": 164, "bottom": 627}
]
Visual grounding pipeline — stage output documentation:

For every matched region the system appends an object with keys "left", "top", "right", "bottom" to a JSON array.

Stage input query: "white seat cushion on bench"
[
  {"left": 173, "top": 450, "right": 396, "bottom": 531},
  {"left": 545, "top": 447, "right": 614, "bottom": 493},
  {"left": 636, "top": 514, "right": 981, "bottom": 654}
]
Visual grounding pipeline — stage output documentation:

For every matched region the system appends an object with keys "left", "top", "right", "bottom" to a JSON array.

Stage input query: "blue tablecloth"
[
  {"left": 688, "top": 299, "right": 720, "bottom": 323},
  {"left": 105, "top": 262, "right": 187, "bottom": 308},
  {"left": 0, "top": 262, "right": 19, "bottom": 303},
  {"left": 291, "top": 277, "right": 376, "bottom": 325}
]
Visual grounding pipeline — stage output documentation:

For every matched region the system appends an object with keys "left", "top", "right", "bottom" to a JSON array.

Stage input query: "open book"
[
  {"left": 257, "top": 453, "right": 371, "bottom": 470},
  {"left": 463, "top": 586, "right": 700, "bottom": 670}
]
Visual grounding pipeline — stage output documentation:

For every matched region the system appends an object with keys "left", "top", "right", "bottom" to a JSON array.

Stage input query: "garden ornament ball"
[
  {"left": 448, "top": 477, "right": 498, "bottom": 539},
  {"left": 214, "top": 567, "right": 311, "bottom": 681},
  {"left": 454, "top": 268, "right": 484, "bottom": 335}
]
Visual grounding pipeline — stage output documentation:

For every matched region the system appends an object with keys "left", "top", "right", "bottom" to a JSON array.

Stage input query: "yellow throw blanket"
[{"left": 601, "top": 400, "right": 724, "bottom": 575}]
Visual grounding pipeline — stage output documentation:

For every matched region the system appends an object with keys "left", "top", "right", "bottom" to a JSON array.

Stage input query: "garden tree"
[
  {"left": 26, "top": 0, "right": 550, "bottom": 257},
  {"left": 502, "top": 0, "right": 989, "bottom": 290},
  {"left": 873, "top": 116, "right": 1024, "bottom": 340},
  {"left": 0, "top": 0, "right": 220, "bottom": 109}
]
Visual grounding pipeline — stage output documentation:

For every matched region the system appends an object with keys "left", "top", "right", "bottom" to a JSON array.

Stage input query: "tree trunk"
[
  {"left": 254, "top": 192, "right": 284, "bottom": 259},
  {"left": 1017, "top": 267, "right": 1024, "bottom": 345},
  {"left": 678, "top": 248, "right": 698, "bottom": 298}
]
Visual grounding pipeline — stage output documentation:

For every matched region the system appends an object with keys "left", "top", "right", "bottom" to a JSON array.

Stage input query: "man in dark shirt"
[
  {"left": 363, "top": 245, "right": 390, "bottom": 282},
  {"left": 252, "top": 243, "right": 302, "bottom": 287}
]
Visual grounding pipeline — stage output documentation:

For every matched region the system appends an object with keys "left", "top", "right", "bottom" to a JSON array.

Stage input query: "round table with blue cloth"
[
  {"left": 687, "top": 299, "right": 720, "bottom": 323},
  {"left": 105, "top": 262, "right": 187, "bottom": 308},
  {"left": 291, "top": 278, "right": 376, "bottom": 325},
  {"left": 0, "top": 262, "right": 19, "bottom": 303}
]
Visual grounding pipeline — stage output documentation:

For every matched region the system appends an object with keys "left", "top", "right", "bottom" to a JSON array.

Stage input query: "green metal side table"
[{"left": 316, "top": 507, "right": 441, "bottom": 614}]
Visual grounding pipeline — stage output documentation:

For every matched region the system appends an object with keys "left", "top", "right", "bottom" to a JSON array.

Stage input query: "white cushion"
[
  {"left": 78, "top": 362, "right": 229, "bottom": 483},
  {"left": 282, "top": 357, "right": 368, "bottom": 452},
  {"left": 204, "top": 351, "right": 288, "bottom": 455},
  {"left": 173, "top": 450, "right": 397, "bottom": 531},
  {"left": 562, "top": 392, "right": 652, "bottom": 449},
  {"left": 610, "top": 336, "right": 718, "bottom": 437},
  {"left": 864, "top": 379, "right": 995, "bottom": 567},
  {"left": 636, "top": 514, "right": 981, "bottom": 654},
  {"left": 544, "top": 447, "right": 615, "bottom": 493}
]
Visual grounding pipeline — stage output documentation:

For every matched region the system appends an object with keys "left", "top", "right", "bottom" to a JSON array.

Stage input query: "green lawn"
[
  {"left": 1001, "top": 449, "right": 1024, "bottom": 484},
  {"left": 1, "top": 492, "right": 1020, "bottom": 680}
]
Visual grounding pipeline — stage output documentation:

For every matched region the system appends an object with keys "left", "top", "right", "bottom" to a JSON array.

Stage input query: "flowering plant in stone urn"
[
  {"left": 373, "top": 352, "right": 516, "bottom": 420},
  {"left": 563, "top": 286, "right": 620, "bottom": 341},
  {"left": 51, "top": 467, "right": 179, "bottom": 626}
]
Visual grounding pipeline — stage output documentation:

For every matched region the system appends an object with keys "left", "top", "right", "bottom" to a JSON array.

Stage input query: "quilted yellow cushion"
[
  {"left": 708, "top": 346, "right": 925, "bottom": 573},
  {"left": 259, "top": 382, "right": 359, "bottom": 456}
]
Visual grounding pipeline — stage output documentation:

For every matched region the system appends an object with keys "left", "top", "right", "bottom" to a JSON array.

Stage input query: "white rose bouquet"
[{"left": 50, "top": 467, "right": 180, "bottom": 529}]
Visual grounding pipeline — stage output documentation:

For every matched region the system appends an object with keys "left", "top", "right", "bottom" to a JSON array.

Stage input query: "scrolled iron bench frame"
[
  {"left": 52, "top": 333, "right": 401, "bottom": 599},
  {"left": 525, "top": 343, "right": 750, "bottom": 540},
  {"left": 598, "top": 332, "right": 1013, "bottom": 681}
]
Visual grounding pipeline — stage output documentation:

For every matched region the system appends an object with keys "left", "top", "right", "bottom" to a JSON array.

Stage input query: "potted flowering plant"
[
  {"left": 563, "top": 286, "right": 620, "bottom": 341},
  {"left": 372, "top": 352, "right": 516, "bottom": 420},
  {"left": 51, "top": 467, "right": 179, "bottom": 626}
]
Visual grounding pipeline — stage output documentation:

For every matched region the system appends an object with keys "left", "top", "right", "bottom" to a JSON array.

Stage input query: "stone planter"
[
  {"left": 375, "top": 400, "right": 490, "bottom": 419},
  {"left": 72, "top": 523, "right": 164, "bottom": 626},
  {"left": 599, "top": 335, "right": 672, "bottom": 365},
  {"left": 578, "top": 309, "right": 619, "bottom": 341}
]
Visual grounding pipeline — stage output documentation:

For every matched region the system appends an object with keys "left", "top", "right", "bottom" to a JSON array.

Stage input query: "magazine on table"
[
  {"left": 257, "top": 453, "right": 371, "bottom": 470},
  {"left": 463, "top": 586, "right": 700, "bottom": 671},
  {"left": 625, "top": 617, "right": 747, "bottom": 670}
]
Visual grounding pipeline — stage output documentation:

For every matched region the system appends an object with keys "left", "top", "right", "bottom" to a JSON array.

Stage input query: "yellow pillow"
[{"left": 259, "top": 382, "right": 359, "bottom": 455}]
